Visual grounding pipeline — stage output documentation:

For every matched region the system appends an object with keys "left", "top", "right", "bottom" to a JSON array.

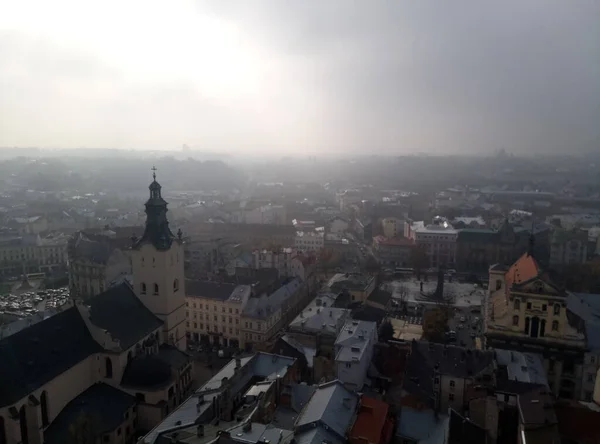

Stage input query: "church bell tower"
[{"left": 131, "top": 167, "right": 186, "bottom": 350}]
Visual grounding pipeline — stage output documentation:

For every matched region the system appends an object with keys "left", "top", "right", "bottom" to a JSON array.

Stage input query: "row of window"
[
  {"left": 513, "top": 315, "right": 559, "bottom": 331},
  {"left": 187, "top": 312, "right": 240, "bottom": 324},
  {"left": 185, "top": 302, "right": 238, "bottom": 314},
  {"left": 140, "top": 279, "right": 179, "bottom": 295},
  {"left": 514, "top": 299, "right": 561, "bottom": 315},
  {"left": 187, "top": 321, "right": 240, "bottom": 336}
]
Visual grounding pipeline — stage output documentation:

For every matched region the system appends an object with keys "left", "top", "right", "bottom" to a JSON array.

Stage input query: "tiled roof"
[
  {"left": 0, "top": 306, "right": 101, "bottom": 407},
  {"left": 350, "top": 395, "right": 390, "bottom": 444},
  {"left": 86, "top": 282, "right": 163, "bottom": 349},
  {"left": 505, "top": 252, "right": 541, "bottom": 290},
  {"left": 44, "top": 383, "right": 135, "bottom": 444}
]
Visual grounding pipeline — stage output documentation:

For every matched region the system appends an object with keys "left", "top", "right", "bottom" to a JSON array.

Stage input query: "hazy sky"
[{"left": 1, "top": 1, "right": 599, "bottom": 155}]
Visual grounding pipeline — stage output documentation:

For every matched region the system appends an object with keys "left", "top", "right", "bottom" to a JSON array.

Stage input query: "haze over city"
[
  {"left": 1, "top": 0, "right": 599, "bottom": 155},
  {"left": 3, "top": 4, "right": 600, "bottom": 444}
]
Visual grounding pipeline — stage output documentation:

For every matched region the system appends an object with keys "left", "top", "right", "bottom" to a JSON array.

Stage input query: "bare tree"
[{"left": 395, "top": 284, "right": 409, "bottom": 312}]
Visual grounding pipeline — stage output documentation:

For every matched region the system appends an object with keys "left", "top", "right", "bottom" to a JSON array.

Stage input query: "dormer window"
[
  {"left": 140, "top": 283, "right": 146, "bottom": 295},
  {"left": 153, "top": 283, "right": 159, "bottom": 295}
]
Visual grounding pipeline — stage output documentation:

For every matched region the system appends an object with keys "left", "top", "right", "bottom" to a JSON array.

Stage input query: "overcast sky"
[{"left": 1, "top": 1, "right": 599, "bottom": 155}]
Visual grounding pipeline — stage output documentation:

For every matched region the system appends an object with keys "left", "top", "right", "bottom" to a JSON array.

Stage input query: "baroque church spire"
[{"left": 134, "top": 166, "right": 175, "bottom": 251}]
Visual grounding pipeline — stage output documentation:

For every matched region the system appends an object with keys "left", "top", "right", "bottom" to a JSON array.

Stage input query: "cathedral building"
[
  {"left": 0, "top": 171, "right": 191, "bottom": 444},
  {"left": 484, "top": 239, "right": 586, "bottom": 399}
]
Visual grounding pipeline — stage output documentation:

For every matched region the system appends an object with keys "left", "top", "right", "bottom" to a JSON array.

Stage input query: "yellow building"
[
  {"left": 485, "top": 248, "right": 586, "bottom": 399},
  {"left": 185, "top": 281, "right": 251, "bottom": 347}
]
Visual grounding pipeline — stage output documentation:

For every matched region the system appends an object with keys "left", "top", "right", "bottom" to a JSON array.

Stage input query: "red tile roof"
[
  {"left": 505, "top": 252, "right": 541, "bottom": 290},
  {"left": 350, "top": 395, "right": 392, "bottom": 444}
]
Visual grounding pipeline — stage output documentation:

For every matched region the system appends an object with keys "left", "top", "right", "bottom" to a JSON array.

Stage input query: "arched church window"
[
  {"left": 140, "top": 283, "right": 146, "bottom": 295},
  {"left": 0, "top": 415, "right": 7, "bottom": 444},
  {"left": 105, "top": 357, "right": 113, "bottom": 378},
  {"left": 40, "top": 391, "right": 49, "bottom": 427},
  {"left": 19, "top": 405, "right": 28, "bottom": 444},
  {"left": 174, "top": 279, "right": 179, "bottom": 292},
  {"left": 154, "top": 283, "right": 159, "bottom": 295}
]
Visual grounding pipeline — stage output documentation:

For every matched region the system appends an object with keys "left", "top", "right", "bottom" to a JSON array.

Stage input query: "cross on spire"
[{"left": 151, "top": 166, "right": 157, "bottom": 181}]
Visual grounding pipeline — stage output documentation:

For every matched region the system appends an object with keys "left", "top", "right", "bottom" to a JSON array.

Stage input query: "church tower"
[{"left": 131, "top": 168, "right": 186, "bottom": 350}]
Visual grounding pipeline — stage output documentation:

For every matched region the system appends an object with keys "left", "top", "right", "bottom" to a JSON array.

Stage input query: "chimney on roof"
[{"left": 235, "top": 357, "right": 241, "bottom": 369}]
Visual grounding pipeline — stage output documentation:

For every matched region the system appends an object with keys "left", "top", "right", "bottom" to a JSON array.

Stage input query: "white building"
[
  {"left": 405, "top": 219, "right": 458, "bottom": 268},
  {"left": 295, "top": 231, "right": 324, "bottom": 253},
  {"left": 334, "top": 319, "right": 378, "bottom": 390}
]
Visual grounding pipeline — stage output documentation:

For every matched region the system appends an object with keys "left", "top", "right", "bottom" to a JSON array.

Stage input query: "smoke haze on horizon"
[{"left": 1, "top": 0, "right": 599, "bottom": 155}]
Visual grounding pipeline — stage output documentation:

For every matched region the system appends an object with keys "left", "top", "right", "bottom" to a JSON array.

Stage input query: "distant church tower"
[{"left": 131, "top": 167, "right": 186, "bottom": 351}]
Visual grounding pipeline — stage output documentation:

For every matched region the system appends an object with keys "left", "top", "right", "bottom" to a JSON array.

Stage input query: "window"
[
  {"left": 117, "top": 428, "right": 121, "bottom": 436},
  {"left": 591, "top": 356, "right": 596, "bottom": 364},
  {"left": 434, "top": 377, "right": 439, "bottom": 384},
  {"left": 345, "top": 363, "right": 352, "bottom": 368},
  {"left": 153, "top": 283, "right": 159, "bottom": 295},
  {"left": 513, "top": 299, "right": 520, "bottom": 310},
  {"left": 495, "top": 279, "right": 502, "bottom": 290},
  {"left": 40, "top": 391, "right": 49, "bottom": 427},
  {"left": 214, "top": 305, "right": 217, "bottom": 311},
  {"left": 194, "top": 322, "right": 197, "bottom": 329},
  {"left": 193, "top": 313, "right": 196, "bottom": 319},
  {"left": 222, "top": 307, "right": 225, "bottom": 313},
  {"left": 512, "top": 315, "right": 519, "bottom": 326},
  {"left": 554, "top": 304, "right": 560, "bottom": 315},
  {"left": 222, "top": 315, "right": 225, "bottom": 322},
  {"left": 449, "top": 393, "right": 455, "bottom": 401},
  {"left": 192, "top": 302, "right": 196, "bottom": 309},
  {"left": 236, "top": 318, "right": 239, "bottom": 325},
  {"left": 186, "top": 311, "right": 189, "bottom": 318},
  {"left": 449, "top": 380, "right": 455, "bottom": 388},
  {"left": 229, "top": 308, "right": 232, "bottom": 313},
  {"left": 186, "top": 321, "right": 189, "bottom": 327},
  {"left": 588, "top": 373, "right": 594, "bottom": 382},
  {"left": 552, "top": 320, "right": 559, "bottom": 331},
  {"left": 140, "top": 283, "right": 146, "bottom": 295},
  {"left": 214, "top": 315, "right": 217, "bottom": 321},
  {"left": 526, "top": 302, "right": 532, "bottom": 310},
  {"left": 105, "top": 357, "right": 113, "bottom": 378},
  {"left": 235, "top": 309, "right": 239, "bottom": 314},
  {"left": 173, "top": 279, "right": 179, "bottom": 292}
]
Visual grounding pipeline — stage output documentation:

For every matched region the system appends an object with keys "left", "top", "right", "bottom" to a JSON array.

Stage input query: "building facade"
[
  {"left": 484, "top": 251, "right": 587, "bottom": 399},
  {"left": 0, "top": 233, "right": 68, "bottom": 277},
  {"left": 294, "top": 231, "right": 324, "bottom": 253},
  {"left": 405, "top": 220, "right": 458, "bottom": 269},
  {"left": 185, "top": 281, "right": 251, "bottom": 347},
  {"left": 68, "top": 232, "right": 132, "bottom": 299},
  {"left": 372, "top": 235, "right": 413, "bottom": 267},
  {"left": 549, "top": 227, "right": 589, "bottom": 267}
]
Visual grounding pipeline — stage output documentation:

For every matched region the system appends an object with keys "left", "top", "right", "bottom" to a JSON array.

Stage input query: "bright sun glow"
[{"left": 0, "top": 0, "right": 266, "bottom": 99}]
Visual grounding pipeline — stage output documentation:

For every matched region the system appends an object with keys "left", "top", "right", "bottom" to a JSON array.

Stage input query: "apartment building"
[
  {"left": 240, "top": 277, "right": 307, "bottom": 350},
  {"left": 334, "top": 319, "right": 378, "bottom": 390},
  {"left": 185, "top": 280, "right": 252, "bottom": 347},
  {"left": 549, "top": 227, "right": 589, "bottom": 267},
  {"left": 68, "top": 231, "right": 132, "bottom": 299},
  {"left": 405, "top": 219, "right": 458, "bottom": 269},
  {"left": 0, "top": 232, "right": 69, "bottom": 277},
  {"left": 372, "top": 235, "right": 413, "bottom": 267},
  {"left": 294, "top": 231, "right": 324, "bottom": 252}
]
